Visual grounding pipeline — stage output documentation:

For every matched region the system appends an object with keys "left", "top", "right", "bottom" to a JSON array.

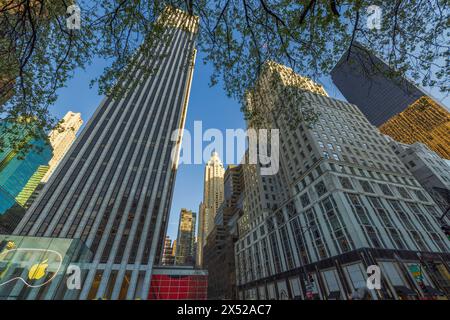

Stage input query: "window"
[
  {"left": 359, "top": 180, "right": 374, "bottom": 193},
  {"left": 345, "top": 264, "right": 367, "bottom": 291}
]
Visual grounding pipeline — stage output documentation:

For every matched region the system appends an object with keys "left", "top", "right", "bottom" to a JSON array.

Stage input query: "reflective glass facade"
[{"left": 0, "top": 235, "right": 91, "bottom": 300}]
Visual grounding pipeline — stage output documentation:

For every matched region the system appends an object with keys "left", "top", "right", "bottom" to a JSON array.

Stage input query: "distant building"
[
  {"left": 204, "top": 164, "right": 245, "bottom": 299},
  {"left": 175, "top": 209, "right": 196, "bottom": 266},
  {"left": 5, "top": 6, "right": 199, "bottom": 300},
  {"left": 197, "top": 152, "right": 224, "bottom": 267},
  {"left": 0, "top": 112, "right": 82, "bottom": 221},
  {"left": 161, "top": 236, "right": 175, "bottom": 266},
  {"left": 331, "top": 42, "right": 450, "bottom": 159},
  {"left": 41, "top": 111, "right": 83, "bottom": 183},
  {"left": 197, "top": 202, "right": 205, "bottom": 266},
  {"left": 387, "top": 139, "right": 450, "bottom": 213}
]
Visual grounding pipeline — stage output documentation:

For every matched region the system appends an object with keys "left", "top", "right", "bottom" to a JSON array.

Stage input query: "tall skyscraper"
[
  {"left": 2, "top": 6, "right": 198, "bottom": 300},
  {"left": 175, "top": 209, "right": 196, "bottom": 266},
  {"left": 235, "top": 61, "right": 449, "bottom": 300},
  {"left": 196, "top": 152, "right": 224, "bottom": 267},
  {"left": 41, "top": 111, "right": 83, "bottom": 183},
  {"left": 161, "top": 236, "right": 175, "bottom": 266},
  {"left": 331, "top": 43, "right": 450, "bottom": 159}
]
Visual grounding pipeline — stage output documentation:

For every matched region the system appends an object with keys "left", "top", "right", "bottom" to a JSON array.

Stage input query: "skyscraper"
[
  {"left": 196, "top": 152, "right": 224, "bottom": 267},
  {"left": 41, "top": 111, "right": 83, "bottom": 183},
  {"left": 4, "top": 6, "right": 198, "bottom": 300},
  {"left": 235, "top": 61, "right": 449, "bottom": 300},
  {"left": 0, "top": 120, "right": 52, "bottom": 233},
  {"left": 197, "top": 202, "right": 205, "bottom": 266},
  {"left": 331, "top": 43, "right": 450, "bottom": 159},
  {"left": 17, "top": 112, "right": 83, "bottom": 210},
  {"left": 175, "top": 209, "right": 196, "bottom": 266}
]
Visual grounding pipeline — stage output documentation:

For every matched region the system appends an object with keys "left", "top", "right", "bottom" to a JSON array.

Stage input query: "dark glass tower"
[{"left": 8, "top": 7, "right": 198, "bottom": 300}]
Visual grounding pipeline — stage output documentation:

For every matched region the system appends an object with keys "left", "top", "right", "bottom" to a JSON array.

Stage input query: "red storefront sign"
[{"left": 148, "top": 274, "right": 208, "bottom": 300}]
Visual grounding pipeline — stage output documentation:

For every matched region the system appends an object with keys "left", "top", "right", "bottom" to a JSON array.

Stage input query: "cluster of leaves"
[
  {"left": 0, "top": 0, "right": 448, "bottom": 153},
  {"left": 198, "top": 0, "right": 448, "bottom": 116}
]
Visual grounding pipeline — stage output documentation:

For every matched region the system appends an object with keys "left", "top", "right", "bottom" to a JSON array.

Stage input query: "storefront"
[
  {"left": 0, "top": 235, "right": 91, "bottom": 300},
  {"left": 237, "top": 248, "right": 450, "bottom": 300}
]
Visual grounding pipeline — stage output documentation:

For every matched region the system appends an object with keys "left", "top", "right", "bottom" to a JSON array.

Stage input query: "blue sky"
[{"left": 49, "top": 49, "right": 449, "bottom": 242}]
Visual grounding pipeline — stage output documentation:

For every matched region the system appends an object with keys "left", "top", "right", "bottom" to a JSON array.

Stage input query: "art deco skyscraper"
[
  {"left": 196, "top": 152, "right": 224, "bottom": 267},
  {"left": 8, "top": 6, "right": 198, "bottom": 300},
  {"left": 41, "top": 111, "right": 83, "bottom": 183}
]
